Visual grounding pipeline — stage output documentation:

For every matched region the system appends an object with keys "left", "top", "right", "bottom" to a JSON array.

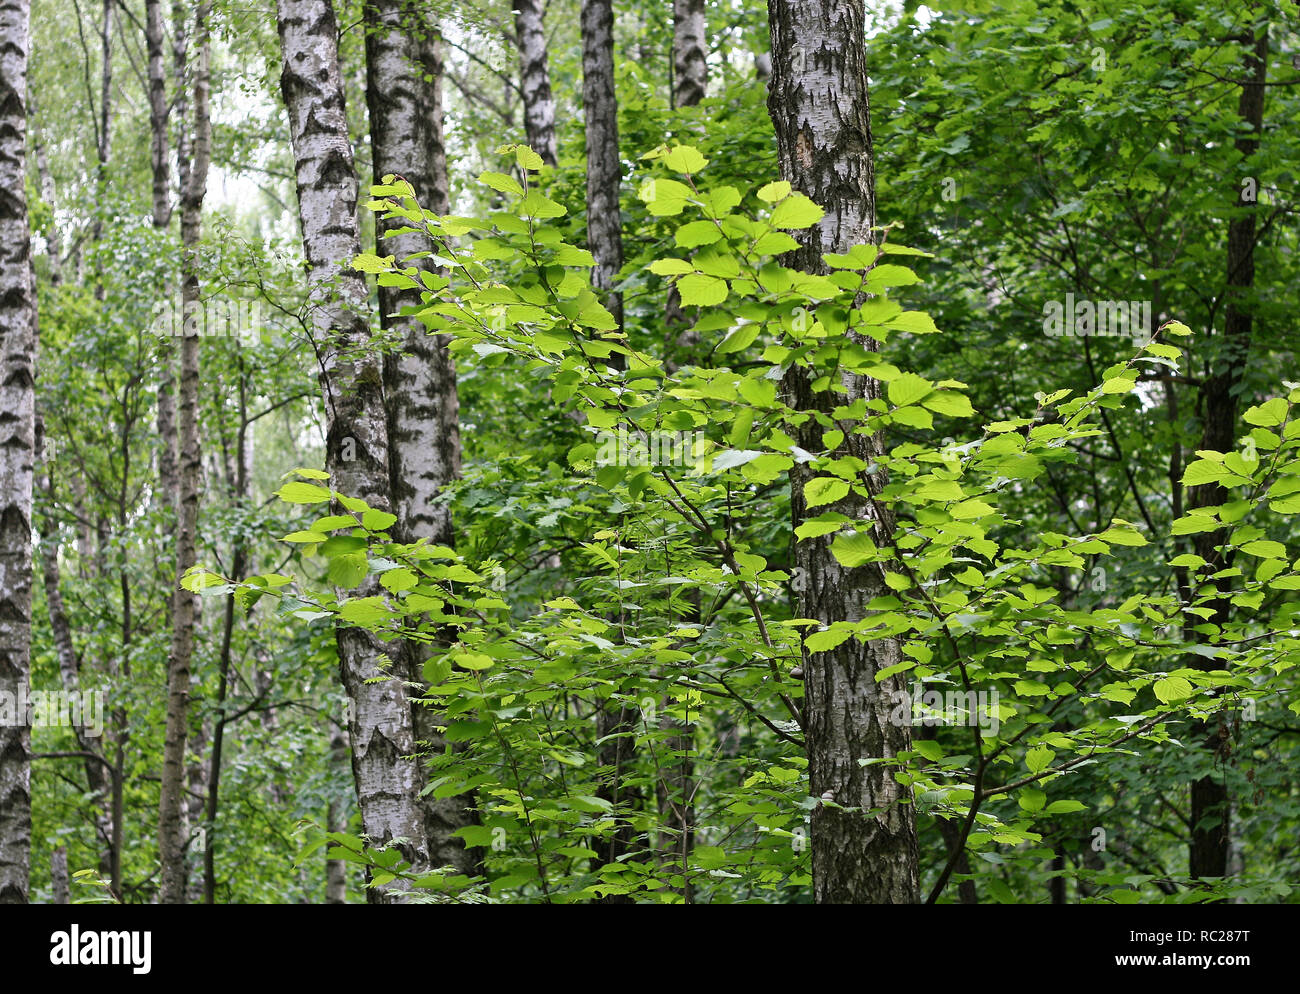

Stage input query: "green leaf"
[
  {"left": 1018, "top": 788, "right": 1046, "bottom": 812},
  {"left": 770, "top": 193, "right": 824, "bottom": 229},
  {"left": 662, "top": 145, "right": 708, "bottom": 173},
  {"left": 352, "top": 253, "right": 395, "bottom": 274},
  {"left": 922, "top": 391, "right": 974, "bottom": 417},
  {"left": 830, "top": 530, "right": 877, "bottom": 567},
  {"left": 885, "top": 311, "right": 941, "bottom": 335},
  {"left": 649, "top": 258, "right": 694, "bottom": 276},
  {"left": 1240, "top": 539, "right": 1286, "bottom": 559},
  {"left": 1098, "top": 524, "right": 1147, "bottom": 547},
  {"left": 478, "top": 171, "right": 524, "bottom": 196},
  {"left": 362, "top": 509, "right": 398, "bottom": 531},
  {"left": 277, "top": 482, "right": 333, "bottom": 504},
  {"left": 283, "top": 531, "right": 328, "bottom": 543},
  {"left": 339, "top": 597, "right": 388, "bottom": 625},
  {"left": 914, "top": 740, "right": 944, "bottom": 762},
  {"left": 1026, "top": 745, "right": 1055, "bottom": 773},
  {"left": 757, "top": 181, "right": 791, "bottom": 203},
  {"left": 1244, "top": 398, "right": 1287, "bottom": 427},
  {"left": 717, "top": 323, "right": 759, "bottom": 353},
  {"left": 1044, "top": 800, "right": 1087, "bottom": 814},
  {"left": 1182, "top": 460, "right": 1229, "bottom": 486},
  {"left": 380, "top": 568, "right": 418, "bottom": 593},
  {"left": 675, "top": 220, "right": 723, "bottom": 248},
  {"left": 805, "top": 628, "right": 851, "bottom": 652},
  {"left": 1153, "top": 676, "right": 1192, "bottom": 703},
  {"left": 326, "top": 553, "right": 367, "bottom": 589},
  {"left": 888, "top": 373, "right": 933, "bottom": 408},
  {"left": 805, "top": 477, "right": 850, "bottom": 509},
  {"left": 677, "top": 273, "right": 728, "bottom": 307}
]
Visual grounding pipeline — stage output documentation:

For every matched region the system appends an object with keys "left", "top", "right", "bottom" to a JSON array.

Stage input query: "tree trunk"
[
  {"left": 146, "top": 0, "right": 178, "bottom": 502},
  {"left": 581, "top": 0, "right": 639, "bottom": 900},
  {"left": 89, "top": 0, "right": 112, "bottom": 245},
  {"left": 365, "top": 0, "right": 478, "bottom": 877},
  {"left": 158, "top": 0, "right": 211, "bottom": 905},
  {"left": 325, "top": 727, "right": 349, "bottom": 903},
  {"left": 580, "top": 0, "right": 623, "bottom": 330},
  {"left": 766, "top": 0, "right": 919, "bottom": 904},
  {"left": 278, "top": 0, "right": 434, "bottom": 901},
  {"left": 51, "top": 845, "right": 69, "bottom": 903},
  {"left": 171, "top": 0, "right": 191, "bottom": 197},
  {"left": 512, "top": 0, "right": 557, "bottom": 166},
  {"left": 36, "top": 413, "right": 115, "bottom": 879},
  {"left": 415, "top": 27, "right": 450, "bottom": 216},
  {"left": 144, "top": 0, "right": 172, "bottom": 228},
  {"left": 672, "top": 0, "right": 707, "bottom": 109},
  {"left": 201, "top": 367, "right": 252, "bottom": 903},
  {"left": 0, "top": 0, "right": 35, "bottom": 903},
  {"left": 1187, "top": 25, "right": 1268, "bottom": 884},
  {"left": 27, "top": 93, "right": 62, "bottom": 284}
]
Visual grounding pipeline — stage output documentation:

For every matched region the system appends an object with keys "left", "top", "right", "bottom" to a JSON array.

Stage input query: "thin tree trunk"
[
  {"left": 580, "top": 0, "right": 623, "bottom": 331},
  {"left": 90, "top": 0, "right": 112, "bottom": 244},
  {"left": 672, "top": 0, "right": 706, "bottom": 109},
  {"left": 512, "top": 0, "right": 557, "bottom": 166},
  {"left": 766, "top": 0, "right": 919, "bottom": 904},
  {"left": 146, "top": 0, "right": 178, "bottom": 501},
  {"left": 36, "top": 413, "right": 115, "bottom": 879},
  {"left": 278, "top": 0, "right": 434, "bottom": 902},
  {"left": 365, "top": 0, "right": 478, "bottom": 876},
  {"left": 171, "top": 0, "right": 190, "bottom": 197},
  {"left": 581, "top": 0, "right": 638, "bottom": 899},
  {"left": 144, "top": 0, "right": 172, "bottom": 228},
  {"left": 936, "top": 817, "right": 977, "bottom": 904},
  {"left": 416, "top": 26, "right": 450, "bottom": 216},
  {"left": 1187, "top": 25, "right": 1268, "bottom": 884},
  {"left": 663, "top": 1, "right": 707, "bottom": 395},
  {"left": 202, "top": 363, "right": 251, "bottom": 903},
  {"left": 593, "top": 702, "right": 639, "bottom": 892},
  {"left": 27, "top": 93, "right": 62, "bottom": 285},
  {"left": 0, "top": 0, "right": 35, "bottom": 903},
  {"left": 51, "top": 845, "right": 69, "bottom": 903},
  {"left": 158, "top": 0, "right": 211, "bottom": 905},
  {"left": 325, "top": 727, "right": 348, "bottom": 903},
  {"left": 184, "top": 722, "right": 208, "bottom": 903}
]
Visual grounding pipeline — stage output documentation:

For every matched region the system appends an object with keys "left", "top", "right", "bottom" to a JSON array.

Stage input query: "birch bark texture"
[
  {"left": 580, "top": 0, "right": 623, "bottom": 330},
  {"left": 158, "top": 0, "right": 211, "bottom": 905},
  {"left": 766, "top": 0, "right": 920, "bottom": 904},
  {"left": 672, "top": 0, "right": 707, "bottom": 108},
  {"left": 512, "top": 0, "right": 557, "bottom": 166},
  {"left": 145, "top": 0, "right": 178, "bottom": 503},
  {"left": 0, "top": 0, "right": 34, "bottom": 906},
  {"left": 277, "top": 0, "right": 434, "bottom": 900},
  {"left": 364, "top": 0, "right": 477, "bottom": 876}
]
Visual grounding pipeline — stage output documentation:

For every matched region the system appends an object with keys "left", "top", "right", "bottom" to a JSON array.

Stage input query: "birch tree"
[
  {"left": 580, "top": 0, "right": 623, "bottom": 331},
  {"left": 277, "top": 0, "right": 434, "bottom": 901},
  {"left": 672, "top": 0, "right": 706, "bottom": 109},
  {"left": 158, "top": 0, "right": 211, "bottom": 905},
  {"left": 512, "top": 0, "right": 557, "bottom": 166},
  {"left": 0, "top": 0, "right": 34, "bottom": 906},
  {"left": 766, "top": 0, "right": 920, "bottom": 903},
  {"left": 365, "top": 0, "right": 477, "bottom": 877}
]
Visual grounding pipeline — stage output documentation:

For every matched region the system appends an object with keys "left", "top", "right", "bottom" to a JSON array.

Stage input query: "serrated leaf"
[
  {"left": 805, "top": 477, "right": 850, "bottom": 509},
  {"left": 770, "top": 193, "right": 824, "bottom": 229}
]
